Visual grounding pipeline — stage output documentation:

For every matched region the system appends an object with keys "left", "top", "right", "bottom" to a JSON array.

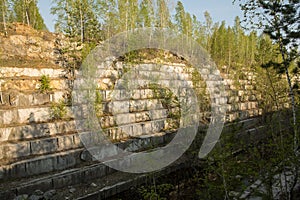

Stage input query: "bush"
[
  {"left": 50, "top": 99, "right": 67, "bottom": 120},
  {"left": 39, "top": 75, "right": 51, "bottom": 93}
]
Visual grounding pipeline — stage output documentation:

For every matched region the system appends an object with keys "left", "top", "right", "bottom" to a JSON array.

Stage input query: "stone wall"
[{"left": 0, "top": 24, "right": 290, "bottom": 182}]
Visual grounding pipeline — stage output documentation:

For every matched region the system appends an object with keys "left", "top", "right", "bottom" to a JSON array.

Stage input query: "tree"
[
  {"left": 235, "top": 0, "right": 299, "bottom": 149},
  {"left": 117, "top": 0, "right": 139, "bottom": 32},
  {"left": 156, "top": 0, "right": 171, "bottom": 28},
  {"left": 0, "top": 0, "right": 10, "bottom": 35},
  {"left": 232, "top": 16, "right": 245, "bottom": 65},
  {"left": 138, "top": 0, "right": 155, "bottom": 28},
  {"left": 211, "top": 21, "right": 227, "bottom": 66},
  {"left": 203, "top": 11, "right": 215, "bottom": 53},
  {"left": 235, "top": 0, "right": 300, "bottom": 198},
  {"left": 174, "top": 1, "right": 185, "bottom": 33},
  {"left": 12, "top": 0, "right": 47, "bottom": 30},
  {"left": 51, "top": 0, "right": 101, "bottom": 43}
]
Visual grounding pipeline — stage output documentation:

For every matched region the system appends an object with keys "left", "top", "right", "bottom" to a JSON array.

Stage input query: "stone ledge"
[{"left": 0, "top": 149, "right": 83, "bottom": 181}]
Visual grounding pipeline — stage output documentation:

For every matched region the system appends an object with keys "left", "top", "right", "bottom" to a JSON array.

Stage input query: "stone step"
[
  {"left": 5, "top": 153, "right": 190, "bottom": 200},
  {"left": 0, "top": 134, "right": 186, "bottom": 199},
  {"left": 0, "top": 67, "right": 64, "bottom": 78},
  {"left": 0, "top": 131, "right": 176, "bottom": 181}
]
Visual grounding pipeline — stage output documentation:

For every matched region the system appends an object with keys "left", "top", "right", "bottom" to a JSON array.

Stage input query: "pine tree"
[
  {"left": 255, "top": 34, "right": 276, "bottom": 66},
  {"left": 211, "top": 21, "right": 227, "bottom": 66},
  {"left": 156, "top": 0, "right": 171, "bottom": 28},
  {"left": 0, "top": 0, "right": 11, "bottom": 35},
  {"left": 236, "top": 1, "right": 300, "bottom": 197},
  {"left": 174, "top": 1, "right": 185, "bottom": 33},
  {"left": 117, "top": 0, "right": 128, "bottom": 32},
  {"left": 226, "top": 26, "right": 235, "bottom": 69},
  {"left": 139, "top": 0, "right": 155, "bottom": 28},
  {"left": 203, "top": 11, "right": 214, "bottom": 53},
  {"left": 12, "top": 0, "right": 47, "bottom": 30},
  {"left": 51, "top": 0, "right": 101, "bottom": 43},
  {"left": 233, "top": 16, "right": 249, "bottom": 66},
  {"left": 128, "top": 0, "right": 138, "bottom": 30},
  {"left": 95, "top": 0, "right": 118, "bottom": 39}
]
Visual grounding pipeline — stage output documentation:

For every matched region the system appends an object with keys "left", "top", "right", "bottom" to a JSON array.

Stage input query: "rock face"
[{"left": 0, "top": 23, "right": 290, "bottom": 183}]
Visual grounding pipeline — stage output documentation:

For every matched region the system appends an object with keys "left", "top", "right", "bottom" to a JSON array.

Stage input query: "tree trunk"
[
  {"left": 80, "top": 4, "right": 84, "bottom": 43},
  {"left": 1, "top": 0, "right": 8, "bottom": 36},
  {"left": 279, "top": 41, "right": 298, "bottom": 151}
]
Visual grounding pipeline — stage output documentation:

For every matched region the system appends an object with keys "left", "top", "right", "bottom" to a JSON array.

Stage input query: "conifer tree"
[
  {"left": 12, "top": 0, "right": 47, "bottom": 30},
  {"left": 139, "top": 0, "right": 155, "bottom": 28},
  {"left": 96, "top": 0, "right": 118, "bottom": 39},
  {"left": 235, "top": 0, "right": 299, "bottom": 153},
  {"left": 203, "top": 11, "right": 215, "bottom": 53},
  {"left": 235, "top": 1, "right": 299, "bottom": 197},
  {"left": 0, "top": 0, "right": 11, "bottom": 35},
  {"left": 51, "top": 0, "right": 101, "bottom": 43},
  {"left": 156, "top": 0, "right": 171, "bottom": 28},
  {"left": 174, "top": 1, "right": 185, "bottom": 33}
]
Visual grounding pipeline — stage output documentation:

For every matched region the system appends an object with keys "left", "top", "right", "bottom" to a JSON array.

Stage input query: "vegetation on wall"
[
  {"left": 39, "top": 75, "right": 51, "bottom": 93},
  {"left": 0, "top": 1, "right": 299, "bottom": 199},
  {"left": 50, "top": 99, "right": 67, "bottom": 120}
]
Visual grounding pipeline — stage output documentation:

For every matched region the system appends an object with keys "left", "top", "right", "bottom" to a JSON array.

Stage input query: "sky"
[{"left": 37, "top": 0, "right": 243, "bottom": 33}]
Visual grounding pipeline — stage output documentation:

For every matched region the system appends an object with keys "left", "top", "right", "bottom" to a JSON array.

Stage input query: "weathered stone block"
[
  {"left": 50, "top": 79, "right": 68, "bottom": 90},
  {"left": 57, "top": 135, "right": 75, "bottom": 151},
  {"left": 130, "top": 89, "right": 141, "bottom": 100},
  {"left": 17, "top": 107, "right": 50, "bottom": 124},
  {"left": 73, "top": 134, "right": 82, "bottom": 147},
  {"left": 25, "top": 156, "right": 55, "bottom": 175},
  {"left": 54, "top": 153, "right": 76, "bottom": 170},
  {"left": 150, "top": 109, "right": 167, "bottom": 120},
  {"left": 18, "top": 93, "right": 33, "bottom": 107},
  {"left": 239, "top": 103, "right": 248, "bottom": 110},
  {"left": 141, "top": 122, "right": 152, "bottom": 134},
  {"left": 146, "top": 99, "right": 162, "bottom": 110},
  {"left": 151, "top": 120, "right": 165, "bottom": 133},
  {"left": 9, "top": 90, "right": 19, "bottom": 106},
  {"left": 50, "top": 91, "right": 65, "bottom": 102},
  {"left": 135, "top": 112, "right": 150, "bottom": 122},
  {"left": 119, "top": 125, "right": 133, "bottom": 137},
  {"left": 3, "top": 142, "right": 31, "bottom": 159},
  {"left": 116, "top": 113, "right": 135, "bottom": 125},
  {"left": 129, "top": 100, "right": 145, "bottom": 112},
  {"left": 100, "top": 116, "right": 115, "bottom": 128},
  {"left": 110, "top": 101, "right": 129, "bottom": 114},
  {"left": 0, "top": 128, "right": 11, "bottom": 142},
  {"left": 30, "top": 138, "right": 58, "bottom": 155},
  {"left": 129, "top": 123, "right": 142, "bottom": 136},
  {"left": 0, "top": 109, "right": 18, "bottom": 125},
  {"left": 33, "top": 93, "right": 50, "bottom": 105},
  {"left": 0, "top": 91, "right": 10, "bottom": 105},
  {"left": 10, "top": 123, "right": 51, "bottom": 141}
]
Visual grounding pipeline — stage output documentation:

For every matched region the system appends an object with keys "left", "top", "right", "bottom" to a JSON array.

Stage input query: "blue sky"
[{"left": 37, "top": 0, "right": 243, "bottom": 32}]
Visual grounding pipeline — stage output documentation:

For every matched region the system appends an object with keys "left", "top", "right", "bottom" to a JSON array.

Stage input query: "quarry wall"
[{"left": 0, "top": 24, "right": 290, "bottom": 182}]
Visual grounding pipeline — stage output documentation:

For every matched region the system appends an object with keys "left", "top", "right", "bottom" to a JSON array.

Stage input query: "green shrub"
[
  {"left": 50, "top": 99, "right": 67, "bottom": 120},
  {"left": 39, "top": 75, "right": 51, "bottom": 93}
]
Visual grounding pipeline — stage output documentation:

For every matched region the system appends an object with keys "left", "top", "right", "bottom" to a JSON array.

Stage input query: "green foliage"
[
  {"left": 51, "top": 0, "right": 101, "bottom": 43},
  {"left": 39, "top": 75, "right": 51, "bottom": 93},
  {"left": 138, "top": 183, "right": 174, "bottom": 200},
  {"left": 191, "top": 111, "right": 299, "bottom": 199},
  {"left": 81, "top": 42, "right": 97, "bottom": 59},
  {"left": 12, "top": 0, "right": 47, "bottom": 30},
  {"left": 0, "top": 0, "right": 47, "bottom": 33},
  {"left": 156, "top": 0, "right": 171, "bottom": 28},
  {"left": 235, "top": 0, "right": 299, "bottom": 155},
  {"left": 138, "top": 0, "right": 155, "bottom": 28},
  {"left": 50, "top": 99, "right": 67, "bottom": 120},
  {"left": 95, "top": 90, "right": 103, "bottom": 117}
]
